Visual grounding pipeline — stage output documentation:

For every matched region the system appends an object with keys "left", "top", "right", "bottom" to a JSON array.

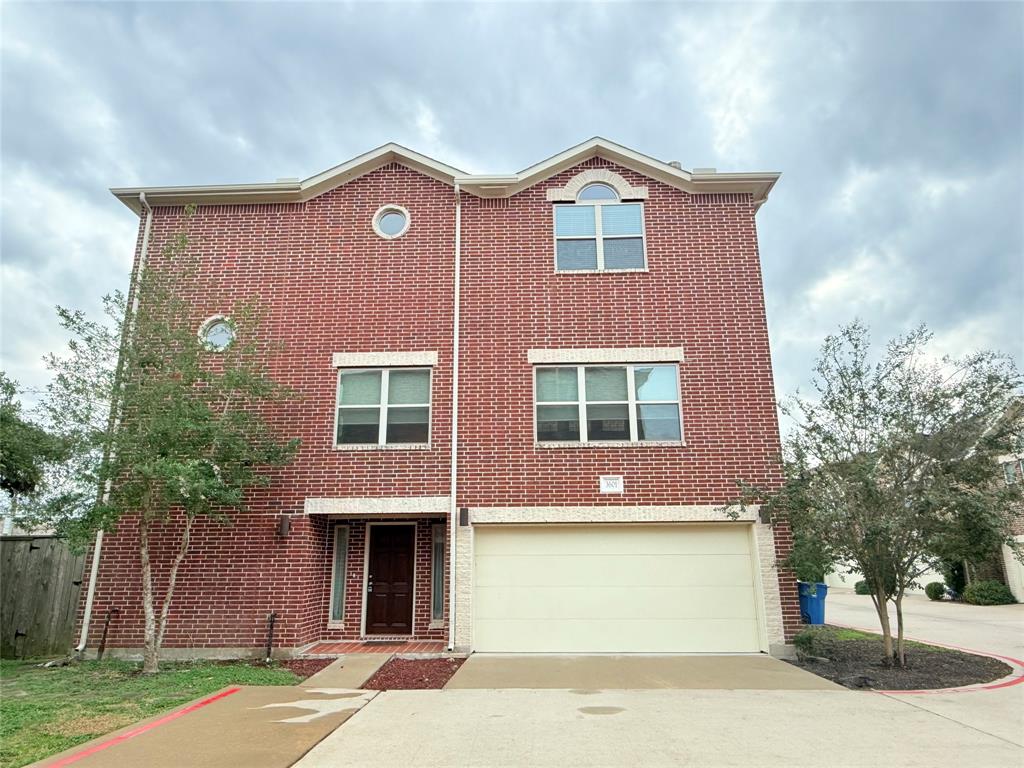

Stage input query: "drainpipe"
[
  {"left": 447, "top": 183, "right": 461, "bottom": 651},
  {"left": 75, "top": 191, "right": 154, "bottom": 656}
]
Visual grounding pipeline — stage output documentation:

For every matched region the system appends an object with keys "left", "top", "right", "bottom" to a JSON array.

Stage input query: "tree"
[
  {"left": 40, "top": 210, "right": 299, "bottom": 673},
  {"left": 728, "top": 321, "right": 1022, "bottom": 667},
  {"left": 0, "top": 373, "right": 69, "bottom": 530}
]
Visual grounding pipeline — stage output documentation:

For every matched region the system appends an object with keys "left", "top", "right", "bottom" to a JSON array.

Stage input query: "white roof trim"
[
  {"left": 332, "top": 351, "right": 438, "bottom": 368},
  {"left": 528, "top": 347, "right": 685, "bottom": 364},
  {"left": 112, "top": 137, "right": 780, "bottom": 213},
  {"left": 305, "top": 496, "right": 450, "bottom": 516}
]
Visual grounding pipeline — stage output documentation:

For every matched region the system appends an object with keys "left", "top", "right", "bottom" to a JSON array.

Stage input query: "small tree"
[
  {"left": 729, "top": 321, "right": 1022, "bottom": 667},
  {"left": 0, "top": 373, "right": 69, "bottom": 530},
  {"left": 40, "top": 210, "right": 299, "bottom": 673}
]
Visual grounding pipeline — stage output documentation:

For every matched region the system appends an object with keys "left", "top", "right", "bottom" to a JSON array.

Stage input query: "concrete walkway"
[
  {"left": 827, "top": 589, "right": 1024, "bottom": 747},
  {"left": 295, "top": 688, "right": 1023, "bottom": 767},
  {"left": 35, "top": 655, "right": 390, "bottom": 768},
  {"left": 446, "top": 654, "right": 840, "bottom": 690}
]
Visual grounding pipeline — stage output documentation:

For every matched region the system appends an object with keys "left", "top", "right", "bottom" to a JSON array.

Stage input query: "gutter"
[
  {"left": 75, "top": 191, "right": 154, "bottom": 656},
  {"left": 447, "top": 183, "right": 461, "bottom": 651}
]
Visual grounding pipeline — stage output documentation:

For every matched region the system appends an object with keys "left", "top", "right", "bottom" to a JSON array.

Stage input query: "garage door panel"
[
  {"left": 473, "top": 585, "right": 758, "bottom": 620},
  {"left": 473, "top": 618, "right": 761, "bottom": 654},
  {"left": 474, "top": 525, "right": 752, "bottom": 556},
  {"left": 472, "top": 524, "right": 763, "bottom": 653},
  {"left": 474, "top": 554, "right": 754, "bottom": 588}
]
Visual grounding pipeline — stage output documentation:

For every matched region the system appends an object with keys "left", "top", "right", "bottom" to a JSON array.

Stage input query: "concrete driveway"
[
  {"left": 295, "top": 688, "right": 1021, "bottom": 767},
  {"left": 827, "top": 588, "right": 1024, "bottom": 747},
  {"left": 445, "top": 654, "right": 840, "bottom": 690}
]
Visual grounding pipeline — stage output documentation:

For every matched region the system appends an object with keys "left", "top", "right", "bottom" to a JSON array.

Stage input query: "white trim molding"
[
  {"left": 546, "top": 167, "right": 648, "bottom": 202},
  {"left": 468, "top": 505, "right": 756, "bottom": 525},
  {"left": 305, "top": 496, "right": 450, "bottom": 516},
  {"left": 332, "top": 351, "right": 438, "bottom": 368},
  {"left": 527, "top": 347, "right": 684, "bottom": 365}
]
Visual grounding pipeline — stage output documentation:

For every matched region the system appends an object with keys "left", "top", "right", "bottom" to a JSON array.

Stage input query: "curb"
[{"left": 830, "top": 623, "right": 1024, "bottom": 695}]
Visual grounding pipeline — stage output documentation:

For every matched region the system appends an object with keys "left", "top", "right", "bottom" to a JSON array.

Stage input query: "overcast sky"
[{"left": 2, "top": 2, "right": 1022, "bottom": 414}]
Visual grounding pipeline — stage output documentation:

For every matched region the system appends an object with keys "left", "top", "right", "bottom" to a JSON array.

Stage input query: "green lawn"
[
  {"left": 0, "top": 659, "right": 299, "bottom": 768},
  {"left": 828, "top": 625, "right": 954, "bottom": 651}
]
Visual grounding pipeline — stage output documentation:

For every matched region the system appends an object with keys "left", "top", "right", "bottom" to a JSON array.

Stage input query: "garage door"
[{"left": 473, "top": 524, "right": 763, "bottom": 653}]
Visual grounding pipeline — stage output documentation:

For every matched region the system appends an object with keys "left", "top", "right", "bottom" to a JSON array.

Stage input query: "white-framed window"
[
  {"left": 431, "top": 524, "right": 445, "bottom": 623},
  {"left": 329, "top": 525, "right": 349, "bottom": 622},
  {"left": 198, "top": 315, "right": 235, "bottom": 351},
  {"left": 535, "top": 364, "right": 682, "bottom": 443},
  {"left": 335, "top": 367, "right": 431, "bottom": 446},
  {"left": 553, "top": 183, "right": 646, "bottom": 272},
  {"left": 372, "top": 204, "right": 410, "bottom": 239},
  {"left": 1004, "top": 459, "right": 1023, "bottom": 485}
]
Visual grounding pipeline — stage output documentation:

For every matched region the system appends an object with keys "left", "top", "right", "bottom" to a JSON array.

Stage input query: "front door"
[{"left": 365, "top": 525, "right": 415, "bottom": 635}]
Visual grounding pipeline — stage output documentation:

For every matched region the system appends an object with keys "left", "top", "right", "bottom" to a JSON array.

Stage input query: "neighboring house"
[
  {"left": 998, "top": 449, "right": 1024, "bottom": 601},
  {"left": 77, "top": 138, "right": 801, "bottom": 658}
]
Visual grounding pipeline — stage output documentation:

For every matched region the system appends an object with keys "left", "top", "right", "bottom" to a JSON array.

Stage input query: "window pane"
[
  {"left": 586, "top": 403, "right": 630, "bottom": 440},
  {"left": 337, "top": 407, "right": 380, "bottom": 443},
  {"left": 637, "top": 404, "right": 681, "bottom": 441},
  {"left": 537, "top": 368, "right": 579, "bottom": 402},
  {"left": 331, "top": 528, "right": 347, "bottom": 621},
  {"left": 601, "top": 204, "right": 642, "bottom": 235},
  {"left": 634, "top": 366, "right": 678, "bottom": 401},
  {"left": 431, "top": 532, "right": 445, "bottom": 621},
  {"left": 603, "top": 238, "right": 645, "bottom": 269},
  {"left": 386, "top": 407, "right": 429, "bottom": 443},
  {"left": 555, "top": 205, "right": 596, "bottom": 236},
  {"left": 577, "top": 183, "right": 618, "bottom": 201},
  {"left": 338, "top": 370, "right": 381, "bottom": 405},
  {"left": 556, "top": 239, "right": 598, "bottom": 270},
  {"left": 388, "top": 369, "right": 430, "bottom": 404},
  {"left": 537, "top": 404, "right": 580, "bottom": 441},
  {"left": 585, "top": 367, "right": 628, "bottom": 401}
]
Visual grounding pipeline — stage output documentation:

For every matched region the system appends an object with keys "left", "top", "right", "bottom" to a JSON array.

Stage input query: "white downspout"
[
  {"left": 447, "top": 183, "right": 461, "bottom": 651},
  {"left": 75, "top": 191, "right": 154, "bottom": 656}
]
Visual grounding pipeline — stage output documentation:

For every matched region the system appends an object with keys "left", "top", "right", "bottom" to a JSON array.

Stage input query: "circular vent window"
[
  {"left": 199, "top": 316, "right": 235, "bottom": 351},
  {"left": 373, "top": 205, "right": 410, "bottom": 239}
]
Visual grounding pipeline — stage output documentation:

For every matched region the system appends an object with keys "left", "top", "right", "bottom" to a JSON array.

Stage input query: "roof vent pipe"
[{"left": 668, "top": 161, "right": 682, "bottom": 169}]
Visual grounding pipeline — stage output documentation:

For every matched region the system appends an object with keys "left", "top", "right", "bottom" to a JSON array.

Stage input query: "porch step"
[{"left": 304, "top": 640, "right": 448, "bottom": 655}]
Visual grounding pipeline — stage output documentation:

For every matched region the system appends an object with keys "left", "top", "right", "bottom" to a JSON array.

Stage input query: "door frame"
[{"left": 361, "top": 521, "right": 418, "bottom": 637}]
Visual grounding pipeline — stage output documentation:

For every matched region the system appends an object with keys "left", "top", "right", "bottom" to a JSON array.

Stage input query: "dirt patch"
[
  {"left": 362, "top": 657, "right": 465, "bottom": 690},
  {"left": 787, "top": 635, "right": 1011, "bottom": 690},
  {"left": 44, "top": 712, "right": 131, "bottom": 737},
  {"left": 272, "top": 658, "right": 335, "bottom": 680}
]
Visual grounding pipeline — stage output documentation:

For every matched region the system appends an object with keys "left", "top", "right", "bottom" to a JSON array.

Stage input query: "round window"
[
  {"left": 577, "top": 183, "right": 618, "bottom": 201},
  {"left": 373, "top": 205, "right": 410, "bottom": 239},
  {"left": 199, "top": 317, "right": 235, "bottom": 351}
]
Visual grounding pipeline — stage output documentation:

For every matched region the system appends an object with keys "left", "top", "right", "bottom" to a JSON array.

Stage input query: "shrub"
[
  {"left": 924, "top": 582, "right": 946, "bottom": 601},
  {"left": 854, "top": 580, "right": 871, "bottom": 595},
  {"left": 962, "top": 580, "right": 1016, "bottom": 606},
  {"left": 939, "top": 560, "right": 967, "bottom": 594},
  {"left": 793, "top": 626, "right": 839, "bottom": 659}
]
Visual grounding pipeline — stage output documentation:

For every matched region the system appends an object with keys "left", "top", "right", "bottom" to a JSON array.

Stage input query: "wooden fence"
[{"left": 0, "top": 536, "right": 86, "bottom": 659}]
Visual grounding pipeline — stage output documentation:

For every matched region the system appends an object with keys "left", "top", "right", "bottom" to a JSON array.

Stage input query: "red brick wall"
[{"left": 81, "top": 156, "right": 799, "bottom": 651}]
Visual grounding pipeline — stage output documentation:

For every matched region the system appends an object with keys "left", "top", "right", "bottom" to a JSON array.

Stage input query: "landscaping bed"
[
  {"left": 0, "top": 659, "right": 301, "bottom": 768},
  {"left": 362, "top": 656, "right": 465, "bottom": 690},
  {"left": 786, "top": 626, "right": 1012, "bottom": 690},
  {"left": 270, "top": 657, "right": 334, "bottom": 679}
]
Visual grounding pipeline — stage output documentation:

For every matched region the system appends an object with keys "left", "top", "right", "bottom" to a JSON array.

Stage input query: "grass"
[
  {"left": 827, "top": 625, "right": 954, "bottom": 652},
  {"left": 0, "top": 659, "right": 299, "bottom": 768}
]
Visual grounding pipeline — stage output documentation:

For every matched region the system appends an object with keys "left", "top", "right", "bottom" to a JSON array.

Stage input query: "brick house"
[{"left": 78, "top": 138, "right": 801, "bottom": 658}]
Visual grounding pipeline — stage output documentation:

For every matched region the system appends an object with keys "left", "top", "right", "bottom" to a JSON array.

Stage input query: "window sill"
[
  {"left": 535, "top": 440, "right": 686, "bottom": 449},
  {"left": 333, "top": 443, "right": 432, "bottom": 451},
  {"left": 327, "top": 621, "right": 345, "bottom": 629},
  {"left": 555, "top": 268, "right": 649, "bottom": 274},
  {"left": 428, "top": 620, "right": 445, "bottom": 630}
]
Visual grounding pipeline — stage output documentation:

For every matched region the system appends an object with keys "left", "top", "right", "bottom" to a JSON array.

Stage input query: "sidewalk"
[{"left": 34, "top": 656, "right": 390, "bottom": 768}]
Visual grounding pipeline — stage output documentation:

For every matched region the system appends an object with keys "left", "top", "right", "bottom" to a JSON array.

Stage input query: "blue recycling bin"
[{"left": 798, "top": 581, "right": 828, "bottom": 625}]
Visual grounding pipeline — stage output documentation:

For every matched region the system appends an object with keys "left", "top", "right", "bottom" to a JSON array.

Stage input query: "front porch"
[{"left": 318, "top": 516, "right": 449, "bottom": 643}]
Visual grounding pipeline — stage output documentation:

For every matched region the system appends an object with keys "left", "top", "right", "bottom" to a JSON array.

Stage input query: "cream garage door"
[{"left": 473, "top": 524, "right": 763, "bottom": 653}]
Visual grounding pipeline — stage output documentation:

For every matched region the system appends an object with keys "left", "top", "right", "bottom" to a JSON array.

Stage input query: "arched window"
[{"left": 553, "top": 185, "right": 646, "bottom": 272}]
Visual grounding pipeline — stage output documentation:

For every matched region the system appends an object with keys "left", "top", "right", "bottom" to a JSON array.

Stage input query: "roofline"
[{"left": 111, "top": 137, "right": 780, "bottom": 214}]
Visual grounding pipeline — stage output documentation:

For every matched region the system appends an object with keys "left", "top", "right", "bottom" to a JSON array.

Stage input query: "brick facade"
[{"left": 80, "top": 146, "right": 801, "bottom": 657}]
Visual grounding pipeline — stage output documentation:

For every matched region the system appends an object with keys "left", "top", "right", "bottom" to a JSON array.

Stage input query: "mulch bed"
[
  {"left": 786, "top": 634, "right": 1011, "bottom": 690},
  {"left": 361, "top": 657, "right": 466, "bottom": 690},
  {"left": 258, "top": 658, "right": 334, "bottom": 680}
]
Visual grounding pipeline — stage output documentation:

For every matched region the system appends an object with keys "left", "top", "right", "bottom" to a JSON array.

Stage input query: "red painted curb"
[
  {"left": 830, "top": 623, "right": 1024, "bottom": 695},
  {"left": 47, "top": 686, "right": 241, "bottom": 767}
]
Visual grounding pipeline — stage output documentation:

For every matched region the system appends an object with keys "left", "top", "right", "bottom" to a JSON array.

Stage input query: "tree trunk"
[
  {"left": 870, "top": 585, "right": 895, "bottom": 664},
  {"left": 155, "top": 516, "right": 194, "bottom": 651},
  {"left": 139, "top": 515, "right": 159, "bottom": 674},
  {"left": 894, "top": 593, "right": 907, "bottom": 667}
]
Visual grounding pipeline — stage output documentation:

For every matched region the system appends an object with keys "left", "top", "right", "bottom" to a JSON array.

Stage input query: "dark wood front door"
[{"left": 365, "top": 525, "right": 415, "bottom": 635}]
